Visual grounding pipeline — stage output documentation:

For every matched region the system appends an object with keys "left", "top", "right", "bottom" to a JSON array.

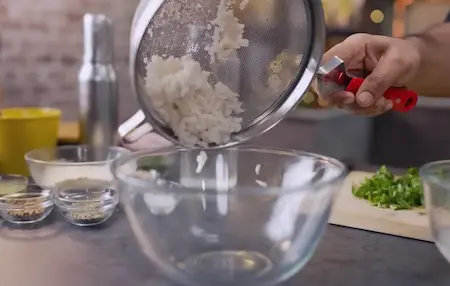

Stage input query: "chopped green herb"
[
  {"left": 137, "top": 156, "right": 166, "bottom": 172},
  {"left": 352, "top": 166, "right": 423, "bottom": 210}
]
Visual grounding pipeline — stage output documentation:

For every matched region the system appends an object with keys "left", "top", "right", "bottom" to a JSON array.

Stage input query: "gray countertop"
[{"left": 0, "top": 207, "right": 449, "bottom": 286}]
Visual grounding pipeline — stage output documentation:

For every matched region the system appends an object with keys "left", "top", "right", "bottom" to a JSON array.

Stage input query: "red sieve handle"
[{"left": 342, "top": 76, "right": 418, "bottom": 112}]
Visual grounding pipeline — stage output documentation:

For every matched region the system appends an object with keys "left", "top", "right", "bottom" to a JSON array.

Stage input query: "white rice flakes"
[
  {"left": 144, "top": 55, "right": 243, "bottom": 147},
  {"left": 206, "top": 0, "right": 249, "bottom": 63}
]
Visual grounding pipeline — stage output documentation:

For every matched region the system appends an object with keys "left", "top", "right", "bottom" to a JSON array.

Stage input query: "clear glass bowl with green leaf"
[{"left": 420, "top": 161, "right": 450, "bottom": 263}]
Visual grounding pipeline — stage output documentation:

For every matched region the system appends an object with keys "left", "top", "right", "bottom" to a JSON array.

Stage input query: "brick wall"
[{"left": 0, "top": 0, "right": 139, "bottom": 121}]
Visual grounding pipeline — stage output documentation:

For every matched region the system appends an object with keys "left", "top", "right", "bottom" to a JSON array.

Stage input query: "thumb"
[{"left": 356, "top": 49, "right": 405, "bottom": 107}]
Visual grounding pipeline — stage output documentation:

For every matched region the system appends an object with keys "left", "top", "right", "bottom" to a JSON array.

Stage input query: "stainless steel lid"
[{"left": 82, "top": 14, "right": 114, "bottom": 64}]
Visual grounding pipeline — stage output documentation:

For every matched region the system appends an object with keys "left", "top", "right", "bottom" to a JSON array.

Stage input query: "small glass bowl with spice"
[
  {"left": 55, "top": 180, "right": 119, "bottom": 226},
  {"left": 0, "top": 184, "right": 54, "bottom": 224}
]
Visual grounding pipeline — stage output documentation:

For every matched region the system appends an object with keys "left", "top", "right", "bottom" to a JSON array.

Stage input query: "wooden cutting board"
[{"left": 329, "top": 171, "right": 431, "bottom": 242}]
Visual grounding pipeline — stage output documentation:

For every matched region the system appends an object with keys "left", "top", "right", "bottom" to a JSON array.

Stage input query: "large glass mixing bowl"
[
  {"left": 113, "top": 147, "right": 347, "bottom": 286},
  {"left": 421, "top": 161, "right": 450, "bottom": 263}
]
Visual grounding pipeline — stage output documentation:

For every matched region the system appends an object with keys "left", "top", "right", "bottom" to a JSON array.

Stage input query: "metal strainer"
[{"left": 122, "top": 0, "right": 325, "bottom": 148}]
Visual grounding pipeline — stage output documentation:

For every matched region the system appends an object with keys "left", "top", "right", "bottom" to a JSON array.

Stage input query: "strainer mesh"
[{"left": 134, "top": 0, "right": 312, "bottom": 140}]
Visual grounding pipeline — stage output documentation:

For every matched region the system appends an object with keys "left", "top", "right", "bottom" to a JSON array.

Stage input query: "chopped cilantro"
[
  {"left": 352, "top": 166, "right": 423, "bottom": 210},
  {"left": 137, "top": 156, "right": 166, "bottom": 172}
]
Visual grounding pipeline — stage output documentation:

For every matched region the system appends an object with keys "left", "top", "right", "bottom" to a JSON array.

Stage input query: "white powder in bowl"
[
  {"left": 37, "top": 165, "right": 114, "bottom": 188},
  {"left": 144, "top": 55, "right": 243, "bottom": 147}
]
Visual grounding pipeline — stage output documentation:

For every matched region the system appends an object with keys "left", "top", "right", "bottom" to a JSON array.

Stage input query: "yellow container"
[{"left": 0, "top": 108, "right": 61, "bottom": 176}]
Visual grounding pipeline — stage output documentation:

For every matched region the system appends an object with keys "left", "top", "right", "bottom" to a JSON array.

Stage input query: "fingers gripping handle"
[{"left": 344, "top": 77, "right": 418, "bottom": 112}]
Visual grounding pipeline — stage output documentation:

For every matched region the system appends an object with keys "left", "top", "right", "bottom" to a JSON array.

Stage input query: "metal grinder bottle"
[{"left": 78, "top": 14, "right": 118, "bottom": 147}]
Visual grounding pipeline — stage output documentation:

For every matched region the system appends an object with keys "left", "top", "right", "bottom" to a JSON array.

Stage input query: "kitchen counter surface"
[{"left": 0, "top": 203, "right": 448, "bottom": 286}]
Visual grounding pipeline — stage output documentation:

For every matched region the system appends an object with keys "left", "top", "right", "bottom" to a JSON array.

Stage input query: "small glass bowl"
[
  {"left": 420, "top": 161, "right": 450, "bottom": 263},
  {"left": 0, "top": 184, "right": 54, "bottom": 224},
  {"left": 55, "top": 186, "right": 119, "bottom": 226},
  {"left": 25, "top": 145, "right": 129, "bottom": 189},
  {"left": 0, "top": 174, "right": 28, "bottom": 195}
]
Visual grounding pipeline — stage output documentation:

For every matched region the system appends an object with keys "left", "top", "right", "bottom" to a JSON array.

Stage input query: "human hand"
[{"left": 317, "top": 33, "right": 422, "bottom": 116}]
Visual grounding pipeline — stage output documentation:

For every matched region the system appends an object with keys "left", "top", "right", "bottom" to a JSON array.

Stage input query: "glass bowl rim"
[
  {"left": 25, "top": 145, "right": 130, "bottom": 167},
  {"left": 0, "top": 184, "right": 54, "bottom": 210},
  {"left": 112, "top": 146, "right": 348, "bottom": 196},
  {"left": 0, "top": 174, "right": 28, "bottom": 183},
  {"left": 420, "top": 160, "right": 450, "bottom": 186},
  {"left": 55, "top": 188, "right": 119, "bottom": 204},
  {"left": 0, "top": 174, "right": 29, "bottom": 194}
]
